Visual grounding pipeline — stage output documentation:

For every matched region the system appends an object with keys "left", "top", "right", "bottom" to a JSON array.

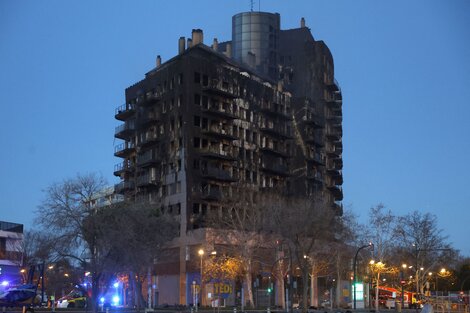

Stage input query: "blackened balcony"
[
  {"left": 115, "top": 103, "right": 135, "bottom": 121},
  {"left": 200, "top": 186, "right": 223, "bottom": 201},
  {"left": 302, "top": 114, "right": 325, "bottom": 129},
  {"left": 307, "top": 171, "right": 324, "bottom": 185},
  {"left": 325, "top": 78, "right": 340, "bottom": 91},
  {"left": 332, "top": 201, "right": 343, "bottom": 215},
  {"left": 114, "top": 180, "right": 135, "bottom": 194},
  {"left": 306, "top": 151, "right": 325, "bottom": 166},
  {"left": 140, "top": 132, "right": 160, "bottom": 147},
  {"left": 113, "top": 160, "right": 133, "bottom": 176},
  {"left": 136, "top": 172, "right": 161, "bottom": 187},
  {"left": 142, "top": 91, "right": 162, "bottom": 105},
  {"left": 260, "top": 145, "right": 289, "bottom": 158},
  {"left": 115, "top": 121, "right": 135, "bottom": 140},
  {"left": 328, "top": 185, "right": 343, "bottom": 201},
  {"left": 326, "top": 98, "right": 342, "bottom": 110},
  {"left": 326, "top": 143, "right": 342, "bottom": 156},
  {"left": 202, "top": 103, "right": 237, "bottom": 120},
  {"left": 198, "top": 146, "right": 237, "bottom": 161},
  {"left": 326, "top": 127, "right": 341, "bottom": 141},
  {"left": 114, "top": 142, "right": 135, "bottom": 158},
  {"left": 202, "top": 126, "right": 237, "bottom": 141},
  {"left": 138, "top": 111, "right": 160, "bottom": 128},
  {"left": 305, "top": 130, "right": 324, "bottom": 147},
  {"left": 201, "top": 166, "right": 237, "bottom": 182},
  {"left": 136, "top": 150, "right": 160, "bottom": 166},
  {"left": 259, "top": 101, "right": 291, "bottom": 120},
  {"left": 260, "top": 162, "right": 290, "bottom": 176},
  {"left": 260, "top": 124, "right": 293, "bottom": 139},
  {"left": 203, "top": 79, "right": 239, "bottom": 98},
  {"left": 327, "top": 160, "right": 342, "bottom": 177}
]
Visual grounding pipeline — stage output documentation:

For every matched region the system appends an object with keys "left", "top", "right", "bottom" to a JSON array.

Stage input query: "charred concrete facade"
[{"left": 113, "top": 12, "right": 342, "bottom": 306}]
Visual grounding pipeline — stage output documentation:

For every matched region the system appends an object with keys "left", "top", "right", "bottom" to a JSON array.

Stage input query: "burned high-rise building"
[{"left": 113, "top": 12, "right": 342, "bottom": 306}]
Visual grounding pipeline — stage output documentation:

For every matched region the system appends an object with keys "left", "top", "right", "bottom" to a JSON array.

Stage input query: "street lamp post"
[
  {"left": 353, "top": 243, "right": 373, "bottom": 310},
  {"left": 198, "top": 249, "right": 204, "bottom": 308},
  {"left": 401, "top": 264, "right": 407, "bottom": 310}
]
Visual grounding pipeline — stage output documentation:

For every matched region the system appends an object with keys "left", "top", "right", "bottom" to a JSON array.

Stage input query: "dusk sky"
[{"left": 1, "top": 1, "right": 469, "bottom": 256}]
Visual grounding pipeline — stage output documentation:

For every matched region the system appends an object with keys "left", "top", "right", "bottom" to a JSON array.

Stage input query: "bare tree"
[
  {"left": 394, "top": 210, "right": 454, "bottom": 294},
  {"left": 206, "top": 185, "right": 271, "bottom": 308},
  {"left": 363, "top": 204, "right": 397, "bottom": 261},
  {"left": 268, "top": 195, "right": 336, "bottom": 313},
  {"left": 37, "top": 173, "right": 179, "bottom": 311}
]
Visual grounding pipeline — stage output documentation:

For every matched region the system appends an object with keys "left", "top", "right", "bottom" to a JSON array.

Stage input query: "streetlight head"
[
  {"left": 402, "top": 264, "right": 407, "bottom": 269},
  {"left": 211, "top": 251, "right": 217, "bottom": 255},
  {"left": 198, "top": 249, "right": 204, "bottom": 256},
  {"left": 440, "top": 268, "right": 446, "bottom": 273},
  {"left": 369, "top": 260, "right": 375, "bottom": 265},
  {"left": 428, "top": 272, "right": 433, "bottom": 276},
  {"left": 420, "top": 267, "right": 424, "bottom": 271}
]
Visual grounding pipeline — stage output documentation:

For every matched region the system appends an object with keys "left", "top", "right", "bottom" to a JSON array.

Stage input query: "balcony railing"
[
  {"left": 113, "top": 160, "right": 133, "bottom": 176},
  {"left": 259, "top": 101, "right": 291, "bottom": 120},
  {"left": 115, "top": 103, "right": 135, "bottom": 121},
  {"left": 201, "top": 166, "right": 237, "bottom": 182},
  {"left": 203, "top": 79, "right": 239, "bottom": 98},
  {"left": 114, "top": 142, "right": 135, "bottom": 157},
  {"left": 260, "top": 145, "right": 289, "bottom": 158},
  {"left": 136, "top": 172, "right": 161, "bottom": 187},
  {"left": 307, "top": 171, "right": 323, "bottom": 184},
  {"left": 114, "top": 180, "right": 135, "bottom": 193},
  {"left": 115, "top": 121, "right": 135, "bottom": 139},
  {"left": 260, "top": 123, "right": 292, "bottom": 139},
  {"left": 202, "top": 126, "right": 237, "bottom": 141},
  {"left": 302, "top": 114, "right": 325, "bottom": 129},
  {"left": 202, "top": 103, "right": 237, "bottom": 120},
  {"left": 260, "top": 162, "right": 290, "bottom": 176},
  {"left": 198, "top": 146, "right": 236, "bottom": 161},
  {"left": 139, "top": 112, "right": 160, "bottom": 128},
  {"left": 200, "top": 186, "right": 223, "bottom": 201},
  {"left": 136, "top": 150, "right": 160, "bottom": 166},
  {"left": 306, "top": 151, "right": 325, "bottom": 165},
  {"left": 305, "top": 130, "right": 324, "bottom": 147},
  {"left": 140, "top": 132, "right": 160, "bottom": 146}
]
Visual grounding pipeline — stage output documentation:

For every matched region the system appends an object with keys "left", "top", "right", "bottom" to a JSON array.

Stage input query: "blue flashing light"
[
  {"left": 1, "top": 281, "right": 8, "bottom": 286},
  {"left": 113, "top": 282, "right": 119, "bottom": 288},
  {"left": 112, "top": 296, "right": 120, "bottom": 304},
  {"left": 100, "top": 297, "right": 105, "bottom": 303}
]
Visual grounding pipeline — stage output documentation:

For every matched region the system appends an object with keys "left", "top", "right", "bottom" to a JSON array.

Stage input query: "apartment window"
[
  {"left": 177, "top": 159, "right": 181, "bottom": 170},
  {"left": 193, "top": 159, "right": 200, "bottom": 169},
  {"left": 176, "top": 182, "right": 181, "bottom": 193},
  {"left": 179, "top": 137, "right": 183, "bottom": 147},
  {"left": 194, "top": 72, "right": 201, "bottom": 84},
  {"left": 202, "top": 96, "right": 208, "bottom": 108},
  {"left": 194, "top": 94, "right": 201, "bottom": 106},
  {"left": 178, "top": 73, "right": 183, "bottom": 84},
  {"left": 193, "top": 203, "right": 200, "bottom": 214},
  {"left": 201, "top": 118, "right": 208, "bottom": 130},
  {"left": 194, "top": 137, "right": 200, "bottom": 148},
  {"left": 178, "top": 95, "right": 182, "bottom": 107},
  {"left": 202, "top": 75, "right": 208, "bottom": 86}
]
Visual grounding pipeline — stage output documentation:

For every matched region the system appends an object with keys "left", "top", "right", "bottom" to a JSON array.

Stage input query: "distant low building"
[{"left": 0, "top": 221, "right": 24, "bottom": 286}]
